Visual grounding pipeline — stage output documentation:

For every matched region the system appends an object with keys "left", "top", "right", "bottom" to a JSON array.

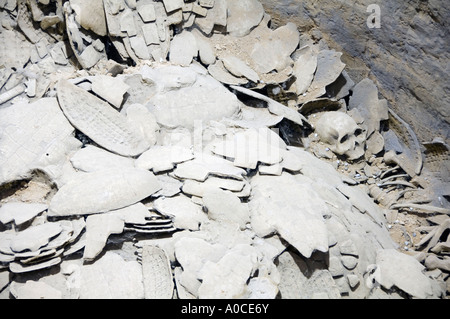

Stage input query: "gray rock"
[
  {"left": 153, "top": 174, "right": 183, "bottom": 198},
  {"left": 349, "top": 78, "right": 389, "bottom": 138},
  {"left": 144, "top": 65, "right": 241, "bottom": 129},
  {"left": 141, "top": 23, "right": 160, "bottom": 45},
  {"left": 10, "top": 280, "right": 62, "bottom": 299},
  {"left": 120, "top": 9, "right": 137, "bottom": 37},
  {"left": 129, "top": 35, "right": 151, "bottom": 60},
  {"left": 292, "top": 45, "right": 317, "bottom": 95},
  {"left": 277, "top": 250, "right": 341, "bottom": 299},
  {"left": 181, "top": 177, "right": 248, "bottom": 198},
  {"left": 9, "top": 256, "right": 62, "bottom": 274},
  {"left": 137, "top": 3, "right": 156, "bottom": 22},
  {"left": 198, "top": 246, "right": 257, "bottom": 298},
  {"left": 0, "top": 98, "right": 79, "bottom": 186},
  {"left": 192, "top": 29, "right": 216, "bottom": 65},
  {"left": 247, "top": 277, "right": 279, "bottom": 299},
  {"left": 339, "top": 239, "right": 359, "bottom": 257},
  {"left": 194, "top": 0, "right": 227, "bottom": 35},
  {"left": 341, "top": 255, "right": 358, "bottom": 270},
  {"left": 169, "top": 31, "right": 198, "bottom": 66},
  {"left": 249, "top": 173, "right": 329, "bottom": 258},
  {"left": 221, "top": 55, "right": 260, "bottom": 83},
  {"left": 78, "top": 44, "right": 106, "bottom": 69},
  {"left": 212, "top": 127, "right": 284, "bottom": 169},
  {"left": 142, "top": 246, "right": 174, "bottom": 299},
  {"left": 48, "top": 168, "right": 161, "bottom": 217},
  {"left": 328, "top": 256, "right": 345, "bottom": 277},
  {"left": 91, "top": 75, "right": 130, "bottom": 108},
  {"left": 347, "top": 274, "right": 360, "bottom": 289},
  {"left": 370, "top": 249, "right": 434, "bottom": 299},
  {"left": 57, "top": 79, "right": 152, "bottom": 157},
  {"left": 0, "top": 29, "right": 32, "bottom": 70},
  {"left": 202, "top": 189, "right": 250, "bottom": 229},
  {"left": 10, "top": 222, "right": 63, "bottom": 253},
  {"left": 83, "top": 214, "right": 124, "bottom": 261},
  {"left": 173, "top": 153, "right": 246, "bottom": 182},
  {"left": 208, "top": 60, "right": 248, "bottom": 85},
  {"left": 79, "top": 251, "right": 144, "bottom": 298},
  {"left": 125, "top": 103, "right": 160, "bottom": 147},
  {"left": 70, "top": 0, "right": 107, "bottom": 36},
  {"left": 250, "top": 22, "right": 299, "bottom": 74},
  {"left": 0, "top": 202, "right": 48, "bottom": 226},
  {"left": 297, "top": 50, "right": 346, "bottom": 103},
  {"left": 226, "top": 0, "right": 264, "bottom": 37},
  {"left": 70, "top": 145, "right": 135, "bottom": 173},
  {"left": 135, "top": 145, "right": 194, "bottom": 173},
  {"left": 154, "top": 195, "right": 207, "bottom": 231},
  {"left": 162, "top": 0, "right": 183, "bottom": 13}
]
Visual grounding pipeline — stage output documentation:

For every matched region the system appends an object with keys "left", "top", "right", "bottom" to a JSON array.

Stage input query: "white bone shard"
[
  {"left": 48, "top": 168, "right": 161, "bottom": 217},
  {"left": 249, "top": 173, "right": 329, "bottom": 258},
  {"left": 0, "top": 98, "right": 78, "bottom": 186}
]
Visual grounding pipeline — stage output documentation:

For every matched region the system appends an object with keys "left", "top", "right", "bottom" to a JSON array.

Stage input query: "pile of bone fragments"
[{"left": 0, "top": 0, "right": 449, "bottom": 299}]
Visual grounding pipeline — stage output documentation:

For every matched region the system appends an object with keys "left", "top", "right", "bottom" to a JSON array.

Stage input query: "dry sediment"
[{"left": 0, "top": 0, "right": 448, "bottom": 299}]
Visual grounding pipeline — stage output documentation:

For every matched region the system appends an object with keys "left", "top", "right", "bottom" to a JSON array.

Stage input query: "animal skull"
[{"left": 315, "top": 111, "right": 366, "bottom": 161}]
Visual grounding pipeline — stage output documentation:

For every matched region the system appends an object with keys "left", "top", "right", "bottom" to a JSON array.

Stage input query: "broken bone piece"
[
  {"left": 297, "top": 50, "right": 346, "bottom": 104},
  {"left": 70, "top": 145, "right": 135, "bottom": 173},
  {"left": 162, "top": 0, "right": 184, "bottom": 13},
  {"left": 250, "top": 22, "right": 300, "bottom": 74},
  {"left": 249, "top": 173, "right": 329, "bottom": 258},
  {"left": 169, "top": 31, "right": 198, "bottom": 67},
  {"left": 153, "top": 195, "right": 207, "bottom": 231},
  {"left": 225, "top": 0, "right": 264, "bottom": 37},
  {"left": 79, "top": 251, "right": 144, "bottom": 298},
  {"left": 173, "top": 154, "right": 247, "bottom": 182},
  {"left": 9, "top": 222, "right": 63, "bottom": 253},
  {"left": 48, "top": 168, "right": 161, "bottom": 217},
  {"left": 292, "top": 45, "right": 318, "bottom": 95},
  {"left": 349, "top": 78, "right": 389, "bottom": 138},
  {"left": 202, "top": 188, "right": 250, "bottom": 230},
  {"left": 368, "top": 249, "right": 434, "bottom": 299},
  {"left": 230, "top": 85, "right": 309, "bottom": 127},
  {"left": 10, "top": 280, "right": 63, "bottom": 299},
  {"left": 135, "top": 145, "right": 194, "bottom": 173},
  {"left": 221, "top": 55, "right": 260, "bottom": 83},
  {"left": 0, "top": 97, "right": 78, "bottom": 186},
  {"left": 90, "top": 75, "right": 130, "bottom": 108},
  {"left": 0, "top": 84, "right": 26, "bottom": 105},
  {"left": 0, "top": 202, "right": 48, "bottom": 226},
  {"left": 83, "top": 214, "right": 124, "bottom": 261}
]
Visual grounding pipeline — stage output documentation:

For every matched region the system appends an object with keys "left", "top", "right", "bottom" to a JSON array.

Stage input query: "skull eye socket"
[
  {"left": 340, "top": 134, "right": 349, "bottom": 144},
  {"left": 354, "top": 128, "right": 363, "bottom": 137}
]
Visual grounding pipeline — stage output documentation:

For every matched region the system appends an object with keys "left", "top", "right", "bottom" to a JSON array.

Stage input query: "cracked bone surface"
[
  {"left": 0, "top": 0, "right": 447, "bottom": 300},
  {"left": 315, "top": 111, "right": 367, "bottom": 161}
]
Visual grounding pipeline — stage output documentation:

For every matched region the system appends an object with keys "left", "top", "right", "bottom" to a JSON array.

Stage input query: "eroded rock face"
[{"left": 259, "top": 0, "right": 450, "bottom": 144}]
